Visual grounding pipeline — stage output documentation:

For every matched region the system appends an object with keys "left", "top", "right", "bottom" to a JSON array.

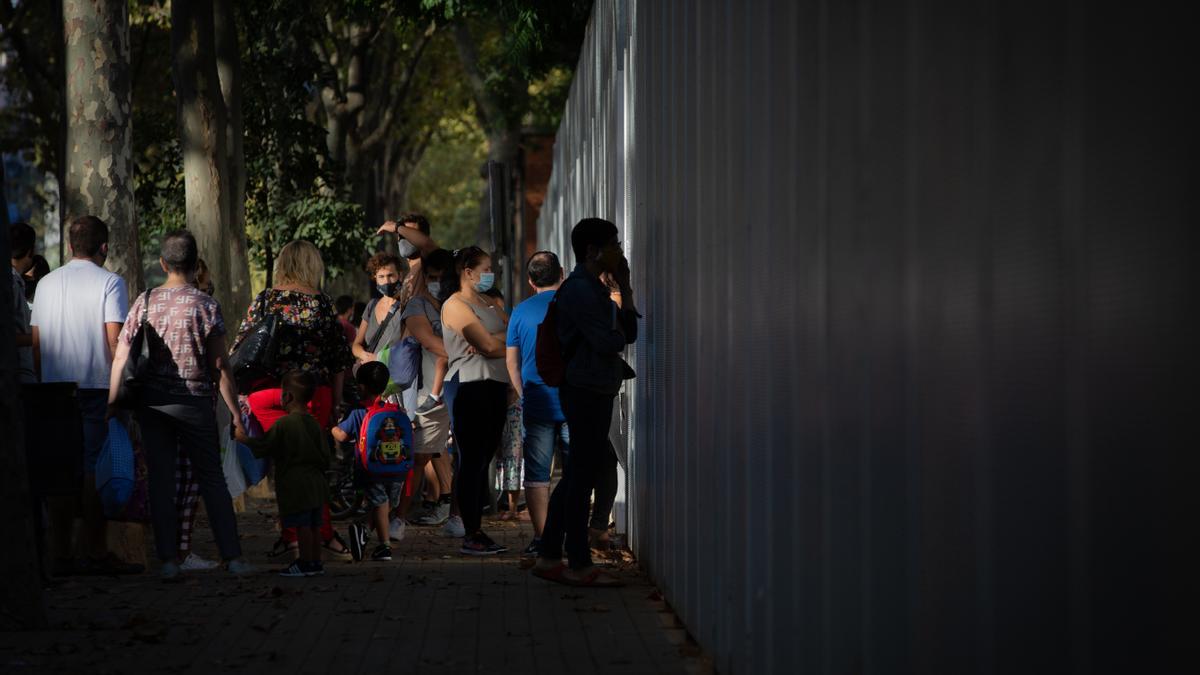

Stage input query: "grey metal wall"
[{"left": 538, "top": 1, "right": 1196, "bottom": 673}]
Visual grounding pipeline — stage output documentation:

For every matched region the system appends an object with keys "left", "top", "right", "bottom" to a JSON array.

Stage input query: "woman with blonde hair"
[{"left": 232, "top": 240, "right": 355, "bottom": 559}]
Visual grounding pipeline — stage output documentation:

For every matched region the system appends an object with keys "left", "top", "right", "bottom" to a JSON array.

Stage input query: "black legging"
[{"left": 452, "top": 380, "right": 509, "bottom": 536}]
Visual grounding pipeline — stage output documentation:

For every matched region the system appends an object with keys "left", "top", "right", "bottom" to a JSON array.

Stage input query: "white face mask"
[{"left": 426, "top": 280, "right": 442, "bottom": 299}]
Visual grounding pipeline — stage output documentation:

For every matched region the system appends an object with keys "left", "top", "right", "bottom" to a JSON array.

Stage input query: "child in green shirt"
[{"left": 236, "top": 370, "right": 331, "bottom": 577}]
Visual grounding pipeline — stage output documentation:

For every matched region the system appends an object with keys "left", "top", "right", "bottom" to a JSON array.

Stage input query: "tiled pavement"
[{"left": 0, "top": 497, "right": 713, "bottom": 674}]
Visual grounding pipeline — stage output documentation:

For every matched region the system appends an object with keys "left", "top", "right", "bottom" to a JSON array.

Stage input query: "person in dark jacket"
[{"left": 533, "top": 218, "right": 638, "bottom": 587}]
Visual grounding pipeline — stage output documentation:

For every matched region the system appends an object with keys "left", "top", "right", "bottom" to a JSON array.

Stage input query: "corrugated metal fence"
[{"left": 538, "top": 1, "right": 1195, "bottom": 673}]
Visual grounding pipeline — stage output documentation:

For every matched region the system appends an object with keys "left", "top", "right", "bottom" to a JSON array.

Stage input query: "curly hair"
[{"left": 366, "top": 252, "right": 403, "bottom": 277}]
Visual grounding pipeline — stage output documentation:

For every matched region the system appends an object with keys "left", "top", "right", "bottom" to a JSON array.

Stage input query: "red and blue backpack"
[{"left": 357, "top": 399, "right": 414, "bottom": 476}]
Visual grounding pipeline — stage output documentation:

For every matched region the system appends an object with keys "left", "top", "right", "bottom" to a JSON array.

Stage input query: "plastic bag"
[
  {"left": 222, "top": 422, "right": 247, "bottom": 499},
  {"left": 96, "top": 418, "right": 135, "bottom": 518}
]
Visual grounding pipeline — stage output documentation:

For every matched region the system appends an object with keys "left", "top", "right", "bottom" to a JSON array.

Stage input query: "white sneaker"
[
  {"left": 389, "top": 517, "right": 406, "bottom": 543},
  {"left": 179, "top": 553, "right": 220, "bottom": 571},
  {"left": 441, "top": 515, "right": 466, "bottom": 538},
  {"left": 416, "top": 502, "right": 451, "bottom": 526}
]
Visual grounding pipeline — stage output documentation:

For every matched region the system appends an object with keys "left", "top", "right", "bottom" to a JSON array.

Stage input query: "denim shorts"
[
  {"left": 281, "top": 507, "right": 323, "bottom": 529},
  {"left": 364, "top": 479, "right": 404, "bottom": 508},
  {"left": 522, "top": 418, "right": 570, "bottom": 487}
]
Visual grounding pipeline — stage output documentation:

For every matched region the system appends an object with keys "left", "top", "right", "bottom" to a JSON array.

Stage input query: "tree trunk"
[
  {"left": 63, "top": 0, "right": 141, "bottom": 295},
  {"left": 172, "top": 0, "right": 234, "bottom": 316},
  {"left": 0, "top": 197, "right": 46, "bottom": 629},
  {"left": 214, "top": 0, "right": 251, "bottom": 316}
]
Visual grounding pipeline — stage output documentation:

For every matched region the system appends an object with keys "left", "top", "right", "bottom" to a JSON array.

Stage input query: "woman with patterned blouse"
[{"left": 232, "top": 240, "right": 355, "bottom": 558}]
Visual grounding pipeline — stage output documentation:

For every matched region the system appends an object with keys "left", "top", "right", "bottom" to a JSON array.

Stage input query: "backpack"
[
  {"left": 535, "top": 280, "right": 579, "bottom": 387},
  {"left": 357, "top": 399, "right": 414, "bottom": 476}
]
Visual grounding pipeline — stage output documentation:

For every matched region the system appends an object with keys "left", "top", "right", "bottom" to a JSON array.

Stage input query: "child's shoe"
[
  {"left": 304, "top": 561, "right": 325, "bottom": 577},
  {"left": 371, "top": 544, "right": 393, "bottom": 562},
  {"left": 415, "top": 394, "right": 444, "bottom": 415},
  {"left": 441, "top": 515, "right": 466, "bottom": 538}
]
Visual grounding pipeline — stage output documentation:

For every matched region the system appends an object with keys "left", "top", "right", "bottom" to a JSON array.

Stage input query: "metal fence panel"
[{"left": 538, "top": 1, "right": 1195, "bottom": 673}]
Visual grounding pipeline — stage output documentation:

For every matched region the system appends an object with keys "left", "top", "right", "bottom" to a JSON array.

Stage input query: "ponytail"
[{"left": 444, "top": 246, "right": 488, "bottom": 299}]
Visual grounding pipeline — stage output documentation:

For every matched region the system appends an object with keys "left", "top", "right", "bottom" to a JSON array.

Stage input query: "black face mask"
[{"left": 376, "top": 282, "right": 400, "bottom": 298}]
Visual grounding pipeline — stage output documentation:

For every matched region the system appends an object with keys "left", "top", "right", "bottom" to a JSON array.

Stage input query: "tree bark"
[
  {"left": 213, "top": 0, "right": 250, "bottom": 316},
  {"left": 63, "top": 0, "right": 141, "bottom": 294},
  {"left": 0, "top": 192, "right": 46, "bottom": 629},
  {"left": 172, "top": 0, "right": 234, "bottom": 316}
]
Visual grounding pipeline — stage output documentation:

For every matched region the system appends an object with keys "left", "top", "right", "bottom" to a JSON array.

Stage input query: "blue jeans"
[{"left": 522, "top": 418, "right": 570, "bottom": 488}]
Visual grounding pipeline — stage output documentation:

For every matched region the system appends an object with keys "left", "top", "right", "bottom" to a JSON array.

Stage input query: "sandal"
[
  {"left": 267, "top": 537, "right": 300, "bottom": 559},
  {"left": 565, "top": 566, "right": 625, "bottom": 588},
  {"left": 531, "top": 562, "right": 572, "bottom": 585},
  {"left": 323, "top": 531, "right": 353, "bottom": 560}
]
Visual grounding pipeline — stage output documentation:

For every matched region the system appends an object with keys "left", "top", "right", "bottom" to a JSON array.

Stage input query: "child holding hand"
[{"left": 235, "top": 370, "right": 331, "bottom": 577}]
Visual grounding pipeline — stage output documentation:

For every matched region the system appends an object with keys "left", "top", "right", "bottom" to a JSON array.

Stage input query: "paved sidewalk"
[{"left": 0, "top": 497, "right": 712, "bottom": 674}]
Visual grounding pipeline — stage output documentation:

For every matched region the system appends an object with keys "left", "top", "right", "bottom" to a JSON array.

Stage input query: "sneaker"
[
  {"left": 160, "top": 560, "right": 182, "bottom": 581},
  {"left": 371, "top": 544, "right": 393, "bottom": 561},
  {"left": 521, "top": 538, "right": 541, "bottom": 559},
  {"left": 414, "top": 395, "right": 444, "bottom": 415},
  {"left": 460, "top": 533, "right": 508, "bottom": 556},
  {"left": 415, "top": 501, "right": 451, "bottom": 526},
  {"left": 278, "top": 560, "right": 307, "bottom": 578},
  {"left": 389, "top": 517, "right": 406, "bottom": 543},
  {"left": 304, "top": 561, "right": 326, "bottom": 577},
  {"left": 348, "top": 523, "right": 367, "bottom": 562},
  {"left": 226, "top": 558, "right": 256, "bottom": 576},
  {"left": 179, "top": 553, "right": 220, "bottom": 571},
  {"left": 441, "top": 515, "right": 466, "bottom": 538}
]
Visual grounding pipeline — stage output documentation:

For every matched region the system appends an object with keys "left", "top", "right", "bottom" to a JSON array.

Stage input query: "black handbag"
[
  {"left": 230, "top": 293, "right": 287, "bottom": 391},
  {"left": 113, "top": 289, "right": 152, "bottom": 409}
]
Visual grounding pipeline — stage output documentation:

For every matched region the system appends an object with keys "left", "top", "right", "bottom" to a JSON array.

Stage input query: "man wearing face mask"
[
  {"left": 533, "top": 218, "right": 638, "bottom": 587},
  {"left": 352, "top": 253, "right": 408, "bottom": 366},
  {"left": 375, "top": 213, "right": 438, "bottom": 308},
  {"left": 31, "top": 215, "right": 143, "bottom": 576}
]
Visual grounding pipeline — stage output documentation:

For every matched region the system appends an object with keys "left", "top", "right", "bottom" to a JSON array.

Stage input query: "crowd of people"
[{"left": 9, "top": 212, "right": 638, "bottom": 588}]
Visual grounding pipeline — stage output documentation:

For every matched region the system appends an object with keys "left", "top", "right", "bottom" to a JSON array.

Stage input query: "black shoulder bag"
[
  {"left": 230, "top": 293, "right": 287, "bottom": 392},
  {"left": 113, "top": 289, "right": 152, "bottom": 409}
]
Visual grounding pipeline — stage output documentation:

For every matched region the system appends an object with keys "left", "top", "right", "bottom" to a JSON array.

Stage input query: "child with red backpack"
[{"left": 331, "top": 361, "right": 414, "bottom": 562}]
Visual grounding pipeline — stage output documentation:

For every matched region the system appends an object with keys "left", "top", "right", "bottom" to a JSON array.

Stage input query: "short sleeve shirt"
[
  {"left": 30, "top": 259, "right": 129, "bottom": 389},
  {"left": 506, "top": 290, "right": 563, "bottom": 422},
  {"left": 120, "top": 285, "right": 226, "bottom": 397}
]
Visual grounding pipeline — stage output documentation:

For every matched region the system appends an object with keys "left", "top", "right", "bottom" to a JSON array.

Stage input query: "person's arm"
[
  {"left": 235, "top": 422, "right": 276, "bottom": 456},
  {"left": 207, "top": 332, "right": 247, "bottom": 438},
  {"left": 105, "top": 338, "right": 132, "bottom": 418},
  {"left": 506, "top": 347, "right": 523, "bottom": 399},
  {"left": 444, "top": 298, "right": 506, "bottom": 358},
  {"left": 376, "top": 220, "right": 438, "bottom": 256},
  {"left": 105, "top": 322, "right": 122, "bottom": 361},
  {"left": 351, "top": 319, "right": 375, "bottom": 362},
  {"left": 331, "top": 425, "right": 351, "bottom": 443},
  {"left": 611, "top": 259, "right": 639, "bottom": 344},
  {"left": 406, "top": 315, "right": 447, "bottom": 358}
]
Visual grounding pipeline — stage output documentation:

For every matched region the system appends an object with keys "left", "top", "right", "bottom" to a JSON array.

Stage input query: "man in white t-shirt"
[{"left": 30, "top": 215, "right": 142, "bottom": 576}]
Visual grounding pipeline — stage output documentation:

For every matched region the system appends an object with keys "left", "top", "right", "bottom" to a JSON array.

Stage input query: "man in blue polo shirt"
[{"left": 505, "top": 251, "right": 571, "bottom": 558}]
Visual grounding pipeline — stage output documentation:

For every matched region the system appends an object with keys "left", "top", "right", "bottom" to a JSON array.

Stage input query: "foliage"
[{"left": 406, "top": 114, "right": 488, "bottom": 250}]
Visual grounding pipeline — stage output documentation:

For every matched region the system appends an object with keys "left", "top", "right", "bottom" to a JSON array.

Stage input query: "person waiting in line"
[
  {"left": 237, "top": 370, "right": 331, "bottom": 577},
  {"left": 170, "top": 258, "right": 221, "bottom": 572},
  {"left": 232, "top": 240, "right": 355, "bottom": 560},
  {"left": 107, "top": 229, "right": 253, "bottom": 579},
  {"left": 375, "top": 213, "right": 439, "bottom": 308},
  {"left": 32, "top": 215, "right": 143, "bottom": 576},
  {"left": 505, "top": 251, "right": 572, "bottom": 557},
  {"left": 397, "top": 249, "right": 456, "bottom": 529},
  {"left": 332, "top": 361, "right": 407, "bottom": 562},
  {"left": 441, "top": 246, "right": 511, "bottom": 555},
  {"left": 533, "top": 218, "right": 637, "bottom": 587}
]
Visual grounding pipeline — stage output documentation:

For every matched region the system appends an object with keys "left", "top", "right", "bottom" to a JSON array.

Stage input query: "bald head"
[{"left": 527, "top": 250, "right": 563, "bottom": 290}]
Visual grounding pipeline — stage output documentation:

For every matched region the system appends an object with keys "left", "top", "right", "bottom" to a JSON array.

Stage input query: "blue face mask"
[
  {"left": 474, "top": 272, "right": 495, "bottom": 293},
  {"left": 426, "top": 280, "right": 442, "bottom": 299}
]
